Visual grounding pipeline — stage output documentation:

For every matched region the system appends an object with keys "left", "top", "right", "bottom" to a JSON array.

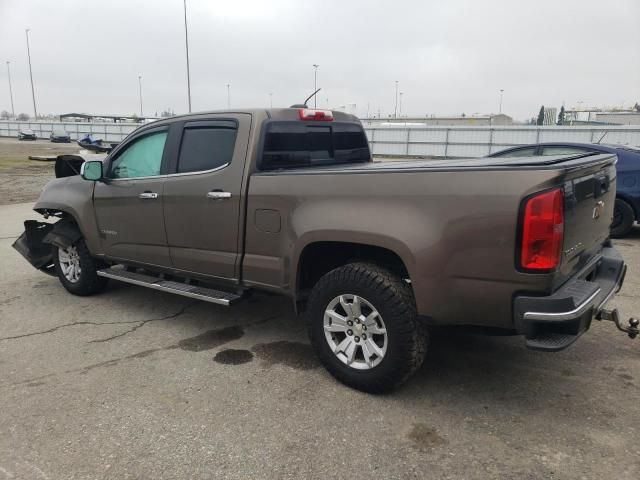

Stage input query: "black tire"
[
  {"left": 53, "top": 239, "right": 108, "bottom": 296},
  {"left": 611, "top": 198, "right": 635, "bottom": 238},
  {"left": 307, "top": 262, "right": 427, "bottom": 393}
]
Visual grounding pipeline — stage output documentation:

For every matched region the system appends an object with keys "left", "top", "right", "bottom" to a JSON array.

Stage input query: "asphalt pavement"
[{"left": 1, "top": 202, "right": 639, "bottom": 479}]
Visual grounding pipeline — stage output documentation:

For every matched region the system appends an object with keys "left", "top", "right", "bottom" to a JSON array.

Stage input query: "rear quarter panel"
[{"left": 245, "top": 167, "right": 568, "bottom": 329}]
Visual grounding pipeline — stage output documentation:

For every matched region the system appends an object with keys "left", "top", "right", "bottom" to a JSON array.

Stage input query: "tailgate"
[{"left": 555, "top": 155, "right": 617, "bottom": 286}]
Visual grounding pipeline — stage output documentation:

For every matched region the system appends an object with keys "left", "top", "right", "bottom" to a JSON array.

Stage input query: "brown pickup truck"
[{"left": 13, "top": 108, "right": 638, "bottom": 392}]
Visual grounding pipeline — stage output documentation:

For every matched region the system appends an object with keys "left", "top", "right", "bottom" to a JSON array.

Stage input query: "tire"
[
  {"left": 307, "top": 262, "right": 427, "bottom": 393},
  {"left": 611, "top": 198, "right": 635, "bottom": 238},
  {"left": 53, "top": 239, "right": 108, "bottom": 296}
]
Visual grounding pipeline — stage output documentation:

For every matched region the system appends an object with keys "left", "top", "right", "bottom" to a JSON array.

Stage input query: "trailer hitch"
[{"left": 596, "top": 308, "right": 639, "bottom": 339}]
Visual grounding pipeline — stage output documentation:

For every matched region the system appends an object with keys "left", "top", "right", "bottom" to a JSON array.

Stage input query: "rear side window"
[
  {"left": 540, "top": 146, "right": 589, "bottom": 156},
  {"left": 493, "top": 147, "right": 537, "bottom": 158},
  {"left": 261, "top": 122, "right": 370, "bottom": 170},
  {"left": 177, "top": 127, "right": 237, "bottom": 173}
]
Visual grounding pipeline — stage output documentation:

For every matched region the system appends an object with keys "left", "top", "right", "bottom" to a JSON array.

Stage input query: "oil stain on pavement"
[
  {"left": 177, "top": 325, "right": 244, "bottom": 352},
  {"left": 213, "top": 349, "right": 254, "bottom": 365},
  {"left": 251, "top": 341, "right": 319, "bottom": 370},
  {"left": 407, "top": 423, "right": 448, "bottom": 452}
]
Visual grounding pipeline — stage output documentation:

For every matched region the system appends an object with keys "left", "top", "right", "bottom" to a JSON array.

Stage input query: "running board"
[{"left": 97, "top": 267, "right": 242, "bottom": 306}]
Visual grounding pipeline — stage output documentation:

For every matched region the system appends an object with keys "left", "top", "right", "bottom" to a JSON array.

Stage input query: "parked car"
[
  {"left": 50, "top": 129, "right": 71, "bottom": 143},
  {"left": 17, "top": 128, "right": 37, "bottom": 141},
  {"left": 12, "top": 109, "right": 638, "bottom": 392},
  {"left": 489, "top": 143, "right": 640, "bottom": 238}
]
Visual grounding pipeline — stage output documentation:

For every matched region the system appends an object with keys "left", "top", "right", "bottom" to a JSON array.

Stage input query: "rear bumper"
[{"left": 513, "top": 246, "right": 626, "bottom": 351}]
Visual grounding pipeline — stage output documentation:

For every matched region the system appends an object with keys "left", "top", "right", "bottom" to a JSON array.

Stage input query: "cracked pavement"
[{"left": 1, "top": 202, "right": 639, "bottom": 480}]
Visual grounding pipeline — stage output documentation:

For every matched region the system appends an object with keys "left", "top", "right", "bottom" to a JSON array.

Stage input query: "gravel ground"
[
  {"left": 0, "top": 137, "right": 79, "bottom": 205},
  {"left": 0, "top": 190, "right": 639, "bottom": 478}
]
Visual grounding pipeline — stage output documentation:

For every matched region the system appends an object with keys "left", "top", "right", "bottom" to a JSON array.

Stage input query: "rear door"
[
  {"left": 162, "top": 114, "right": 251, "bottom": 281},
  {"left": 93, "top": 126, "right": 173, "bottom": 266}
]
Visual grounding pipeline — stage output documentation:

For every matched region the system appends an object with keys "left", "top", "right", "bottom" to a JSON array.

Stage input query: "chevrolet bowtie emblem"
[{"left": 593, "top": 200, "right": 605, "bottom": 219}]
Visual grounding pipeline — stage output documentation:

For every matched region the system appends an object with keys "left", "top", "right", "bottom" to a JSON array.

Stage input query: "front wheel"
[
  {"left": 307, "top": 262, "right": 427, "bottom": 393},
  {"left": 53, "top": 239, "right": 108, "bottom": 296}
]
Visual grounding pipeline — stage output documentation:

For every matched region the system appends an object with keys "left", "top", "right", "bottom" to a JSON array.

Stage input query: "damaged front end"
[{"left": 12, "top": 219, "right": 83, "bottom": 276}]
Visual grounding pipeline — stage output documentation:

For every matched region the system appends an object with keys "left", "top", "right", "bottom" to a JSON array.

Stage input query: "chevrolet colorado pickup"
[{"left": 13, "top": 108, "right": 638, "bottom": 392}]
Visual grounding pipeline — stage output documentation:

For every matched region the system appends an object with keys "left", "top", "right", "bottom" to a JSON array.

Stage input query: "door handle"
[
  {"left": 207, "top": 191, "right": 232, "bottom": 200},
  {"left": 139, "top": 192, "right": 159, "bottom": 199}
]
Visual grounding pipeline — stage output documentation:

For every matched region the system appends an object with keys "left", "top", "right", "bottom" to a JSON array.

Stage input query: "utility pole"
[
  {"left": 183, "top": 0, "right": 192, "bottom": 112},
  {"left": 312, "top": 64, "right": 319, "bottom": 108},
  {"left": 269, "top": 92, "right": 273, "bottom": 108},
  {"left": 226, "top": 84, "right": 230, "bottom": 108},
  {"left": 138, "top": 76, "right": 143, "bottom": 117},
  {"left": 499, "top": 89, "right": 504, "bottom": 114},
  {"left": 394, "top": 80, "right": 399, "bottom": 118},
  {"left": 25, "top": 29, "right": 37, "bottom": 119},
  {"left": 399, "top": 92, "right": 403, "bottom": 117},
  {"left": 6, "top": 61, "right": 15, "bottom": 118}
]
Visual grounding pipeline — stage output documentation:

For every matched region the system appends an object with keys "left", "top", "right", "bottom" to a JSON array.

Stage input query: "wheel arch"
[{"left": 293, "top": 237, "right": 415, "bottom": 309}]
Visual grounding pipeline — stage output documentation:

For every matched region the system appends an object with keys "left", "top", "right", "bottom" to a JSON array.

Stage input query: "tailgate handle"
[{"left": 594, "top": 177, "right": 609, "bottom": 198}]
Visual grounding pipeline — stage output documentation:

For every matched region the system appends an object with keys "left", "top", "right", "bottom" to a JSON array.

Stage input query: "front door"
[
  {"left": 162, "top": 115, "right": 251, "bottom": 281},
  {"left": 93, "top": 127, "right": 171, "bottom": 266}
]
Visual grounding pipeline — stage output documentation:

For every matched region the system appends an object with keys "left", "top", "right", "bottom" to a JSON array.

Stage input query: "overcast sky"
[{"left": 1, "top": 0, "right": 639, "bottom": 121}]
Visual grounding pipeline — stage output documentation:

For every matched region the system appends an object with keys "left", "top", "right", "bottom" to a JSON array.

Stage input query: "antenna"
[{"left": 290, "top": 88, "right": 322, "bottom": 108}]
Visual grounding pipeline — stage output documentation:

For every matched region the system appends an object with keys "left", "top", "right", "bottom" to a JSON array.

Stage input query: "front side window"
[
  {"left": 177, "top": 127, "right": 237, "bottom": 173},
  {"left": 108, "top": 131, "right": 168, "bottom": 179}
]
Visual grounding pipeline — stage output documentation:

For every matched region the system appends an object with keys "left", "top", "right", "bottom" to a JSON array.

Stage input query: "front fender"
[{"left": 34, "top": 176, "right": 101, "bottom": 254}]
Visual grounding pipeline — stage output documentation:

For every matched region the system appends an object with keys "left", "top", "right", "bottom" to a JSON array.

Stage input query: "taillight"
[
  {"left": 298, "top": 108, "right": 333, "bottom": 121},
  {"left": 520, "top": 188, "right": 564, "bottom": 271}
]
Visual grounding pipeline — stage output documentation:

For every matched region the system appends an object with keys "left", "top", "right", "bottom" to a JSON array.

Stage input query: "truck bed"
[
  {"left": 254, "top": 152, "right": 610, "bottom": 174},
  {"left": 245, "top": 152, "right": 617, "bottom": 329}
]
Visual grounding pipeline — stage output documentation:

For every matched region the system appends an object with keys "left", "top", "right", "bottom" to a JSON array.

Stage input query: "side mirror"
[{"left": 80, "top": 160, "right": 103, "bottom": 181}]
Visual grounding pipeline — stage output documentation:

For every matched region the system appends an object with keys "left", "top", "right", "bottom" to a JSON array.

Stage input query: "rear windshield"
[{"left": 260, "top": 121, "right": 370, "bottom": 170}]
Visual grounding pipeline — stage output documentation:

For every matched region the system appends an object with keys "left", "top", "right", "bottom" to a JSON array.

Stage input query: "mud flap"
[{"left": 12, "top": 220, "right": 56, "bottom": 275}]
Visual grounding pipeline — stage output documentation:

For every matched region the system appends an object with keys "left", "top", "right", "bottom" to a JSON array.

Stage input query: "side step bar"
[{"left": 97, "top": 267, "right": 242, "bottom": 306}]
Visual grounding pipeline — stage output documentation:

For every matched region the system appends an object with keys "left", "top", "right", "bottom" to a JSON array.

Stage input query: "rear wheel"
[
  {"left": 611, "top": 198, "right": 635, "bottom": 238},
  {"left": 307, "top": 262, "right": 427, "bottom": 393},
  {"left": 53, "top": 239, "right": 108, "bottom": 296}
]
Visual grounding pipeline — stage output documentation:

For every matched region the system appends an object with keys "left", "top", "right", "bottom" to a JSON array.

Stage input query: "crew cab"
[{"left": 13, "top": 108, "right": 638, "bottom": 392}]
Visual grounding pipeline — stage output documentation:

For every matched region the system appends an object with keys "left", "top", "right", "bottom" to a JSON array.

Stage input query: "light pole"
[
  {"left": 499, "top": 89, "right": 504, "bottom": 114},
  {"left": 6, "top": 61, "right": 15, "bottom": 119},
  {"left": 25, "top": 29, "right": 37, "bottom": 119},
  {"left": 183, "top": 0, "right": 192, "bottom": 113},
  {"left": 226, "top": 84, "right": 230, "bottom": 108},
  {"left": 399, "top": 92, "right": 403, "bottom": 117},
  {"left": 312, "top": 64, "right": 319, "bottom": 108},
  {"left": 394, "top": 80, "right": 399, "bottom": 118},
  {"left": 269, "top": 92, "right": 273, "bottom": 108},
  {"left": 138, "top": 76, "right": 143, "bottom": 117}
]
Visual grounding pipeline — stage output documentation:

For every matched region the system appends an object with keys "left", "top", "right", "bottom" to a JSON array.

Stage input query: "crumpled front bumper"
[
  {"left": 513, "top": 246, "right": 627, "bottom": 351},
  {"left": 12, "top": 220, "right": 56, "bottom": 275}
]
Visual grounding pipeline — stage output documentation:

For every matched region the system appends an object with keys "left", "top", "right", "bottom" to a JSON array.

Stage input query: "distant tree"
[
  {"left": 461, "top": 112, "right": 466, "bottom": 118},
  {"left": 536, "top": 106, "right": 545, "bottom": 126},
  {"left": 557, "top": 106, "right": 565, "bottom": 125},
  {"left": 634, "top": 102, "right": 640, "bottom": 113},
  {"left": 160, "top": 109, "right": 174, "bottom": 118},
  {"left": 0, "top": 110, "right": 9, "bottom": 120},
  {"left": 17, "top": 113, "right": 29, "bottom": 121}
]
